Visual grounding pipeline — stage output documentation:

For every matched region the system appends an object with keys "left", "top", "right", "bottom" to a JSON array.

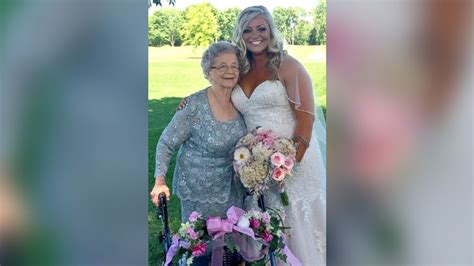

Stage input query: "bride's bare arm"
[
  {"left": 281, "top": 56, "right": 316, "bottom": 162},
  {"left": 292, "top": 106, "right": 314, "bottom": 162}
]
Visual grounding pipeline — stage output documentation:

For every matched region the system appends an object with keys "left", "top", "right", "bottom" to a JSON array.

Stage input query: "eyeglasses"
[{"left": 210, "top": 64, "right": 240, "bottom": 73}]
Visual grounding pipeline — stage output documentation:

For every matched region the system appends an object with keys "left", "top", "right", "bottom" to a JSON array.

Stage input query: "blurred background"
[
  {"left": 327, "top": 0, "right": 473, "bottom": 265},
  {"left": 1, "top": 0, "right": 148, "bottom": 264},
  {"left": 1, "top": 0, "right": 472, "bottom": 265}
]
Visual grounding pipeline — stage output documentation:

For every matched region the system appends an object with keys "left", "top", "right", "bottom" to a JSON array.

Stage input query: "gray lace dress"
[{"left": 155, "top": 88, "right": 247, "bottom": 221}]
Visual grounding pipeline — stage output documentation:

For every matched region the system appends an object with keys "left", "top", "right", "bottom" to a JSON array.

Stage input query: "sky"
[{"left": 150, "top": 0, "right": 319, "bottom": 13}]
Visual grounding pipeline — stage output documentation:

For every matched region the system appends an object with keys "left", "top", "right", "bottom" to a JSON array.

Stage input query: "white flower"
[
  {"left": 237, "top": 216, "right": 250, "bottom": 228},
  {"left": 178, "top": 222, "right": 193, "bottom": 237},
  {"left": 247, "top": 210, "right": 262, "bottom": 220},
  {"left": 276, "top": 230, "right": 283, "bottom": 237},
  {"left": 234, "top": 147, "right": 250, "bottom": 162},
  {"left": 265, "top": 224, "right": 274, "bottom": 231},
  {"left": 239, "top": 133, "right": 254, "bottom": 144},
  {"left": 252, "top": 142, "right": 273, "bottom": 161},
  {"left": 274, "top": 138, "right": 296, "bottom": 156},
  {"left": 186, "top": 256, "right": 194, "bottom": 265},
  {"left": 239, "top": 161, "right": 268, "bottom": 189}
]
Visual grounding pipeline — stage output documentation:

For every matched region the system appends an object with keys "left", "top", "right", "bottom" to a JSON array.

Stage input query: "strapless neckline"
[{"left": 235, "top": 80, "right": 283, "bottom": 100}]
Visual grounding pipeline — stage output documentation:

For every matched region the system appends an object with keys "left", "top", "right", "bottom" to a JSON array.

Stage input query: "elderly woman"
[{"left": 150, "top": 41, "right": 246, "bottom": 221}]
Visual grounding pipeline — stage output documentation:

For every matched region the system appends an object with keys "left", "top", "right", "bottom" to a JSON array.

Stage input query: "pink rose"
[
  {"left": 256, "top": 128, "right": 276, "bottom": 144},
  {"left": 261, "top": 212, "right": 271, "bottom": 224},
  {"left": 187, "top": 227, "right": 199, "bottom": 240},
  {"left": 260, "top": 231, "right": 273, "bottom": 242},
  {"left": 263, "top": 137, "right": 274, "bottom": 146},
  {"left": 249, "top": 219, "right": 261, "bottom": 229},
  {"left": 188, "top": 211, "right": 201, "bottom": 222},
  {"left": 272, "top": 168, "right": 285, "bottom": 181},
  {"left": 271, "top": 152, "right": 285, "bottom": 167},
  {"left": 256, "top": 128, "right": 271, "bottom": 136},
  {"left": 191, "top": 242, "right": 207, "bottom": 257},
  {"left": 283, "top": 157, "right": 294, "bottom": 170}
]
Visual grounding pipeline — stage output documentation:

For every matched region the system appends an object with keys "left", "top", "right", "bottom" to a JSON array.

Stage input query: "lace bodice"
[
  {"left": 155, "top": 89, "right": 246, "bottom": 207},
  {"left": 232, "top": 80, "right": 296, "bottom": 138}
]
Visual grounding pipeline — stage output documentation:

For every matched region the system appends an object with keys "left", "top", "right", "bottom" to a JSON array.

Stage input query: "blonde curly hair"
[{"left": 232, "top": 6, "right": 287, "bottom": 79}]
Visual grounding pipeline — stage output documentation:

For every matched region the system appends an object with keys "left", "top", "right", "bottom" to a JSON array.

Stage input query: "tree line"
[{"left": 149, "top": 1, "right": 326, "bottom": 47}]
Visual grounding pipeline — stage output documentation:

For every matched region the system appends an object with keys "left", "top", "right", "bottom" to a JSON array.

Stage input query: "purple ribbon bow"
[
  {"left": 164, "top": 234, "right": 190, "bottom": 266},
  {"left": 207, "top": 206, "right": 256, "bottom": 240},
  {"left": 281, "top": 234, "right": 302, "bottom": 266},
  {"left": 206, "top": 216, "right": 234, "bottom": 240},
  {"left": 206, "top": 206, "right": 257, "bottom": 266}
]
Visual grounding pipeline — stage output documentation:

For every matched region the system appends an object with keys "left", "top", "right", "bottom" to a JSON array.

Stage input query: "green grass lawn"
[
  {"left": 148, "top": 45, "right": 326, "bottom": 265},
  {"left": 149, "top": 45, "right": 326, "bottom": 106}
]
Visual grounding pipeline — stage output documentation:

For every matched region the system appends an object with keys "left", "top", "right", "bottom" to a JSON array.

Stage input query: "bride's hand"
[{"left": 176, "top": 97, "right": 188, "bottom": 111}]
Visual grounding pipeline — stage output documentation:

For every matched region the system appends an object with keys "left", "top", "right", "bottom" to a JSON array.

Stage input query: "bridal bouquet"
[
  {"left": 233, "top": 127, "right": 296, "bottom": 205},
  {"left": 164, "top": 211, "right": 210, "bottom": 266}
]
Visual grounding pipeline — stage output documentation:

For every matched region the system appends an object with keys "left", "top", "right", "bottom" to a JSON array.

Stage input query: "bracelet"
[{"left": 293, "top": 135, "right": 310, "bottom": 148}]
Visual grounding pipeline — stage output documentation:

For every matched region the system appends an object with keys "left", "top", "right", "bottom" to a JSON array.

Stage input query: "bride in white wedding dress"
[
  {"left": 231, "top": 6, "right": 327, "bottom": 265},
  {"left": 232, "top": 80, "right": 327, "bottom": 265}
]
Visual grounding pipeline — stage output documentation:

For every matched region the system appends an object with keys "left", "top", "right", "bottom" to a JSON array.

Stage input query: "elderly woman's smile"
[{"left": 208, "top": 53, "right": 240, "bottom": 90}]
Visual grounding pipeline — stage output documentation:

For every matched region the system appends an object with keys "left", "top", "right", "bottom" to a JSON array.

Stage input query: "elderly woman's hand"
[{"left": 150, "top": 176, "right": 171, "bottom": 206}]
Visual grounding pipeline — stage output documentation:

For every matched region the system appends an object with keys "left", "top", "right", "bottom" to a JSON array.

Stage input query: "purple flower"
[
  {"left": 187, "top": 227, "right": 199, "bottom": 240},
  {"left": 283, "top": 157, "right": 294, "bottom": 170},
  {"left": 261, "top": 212, "right": 271, "bottom": 224},
  {"left": 188, "top": 211, "right": 201, "bottom": 222}
]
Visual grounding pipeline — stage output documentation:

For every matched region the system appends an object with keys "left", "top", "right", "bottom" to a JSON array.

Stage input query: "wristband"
[{"left": 293, "top": 135, "right": 310, "bottom": 148}]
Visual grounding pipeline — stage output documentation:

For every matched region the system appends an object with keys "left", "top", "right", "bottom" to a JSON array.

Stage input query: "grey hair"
[
  {"left": 201, "top": 41, "right": 241, "bottom": 79},
  {"left": 232, "top": 5, "right": 287, "bottom": 79}
]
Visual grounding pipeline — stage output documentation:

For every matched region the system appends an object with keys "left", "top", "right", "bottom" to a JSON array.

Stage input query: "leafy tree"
[
  {"left": 294, "top": 19, "right": 313, "bottom": 45},
  {"left": 313, "top": 0, "right": 327, "bottom": 45},
  {"left": 180, "top": 3, "right": 219, "bottom": 47},
  {"left": 272, "top": 7, "right": 306, "bottom": 45},
  {"left": 148, "top": 13, "right": 162, "bottom": 46},
  {"left": 308, "top": 28, "right": 318, "bottom": 45},
  {"left": 148, "top": 8, "right": 183, "bottom": 47},
  {"left": 217, "top": 8, "right": 241, "bottom": 42}
]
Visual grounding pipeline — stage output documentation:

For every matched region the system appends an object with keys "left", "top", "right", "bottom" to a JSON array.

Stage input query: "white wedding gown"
[{"left": 232, "top": 80, "right": 327, "bottom": 265}]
